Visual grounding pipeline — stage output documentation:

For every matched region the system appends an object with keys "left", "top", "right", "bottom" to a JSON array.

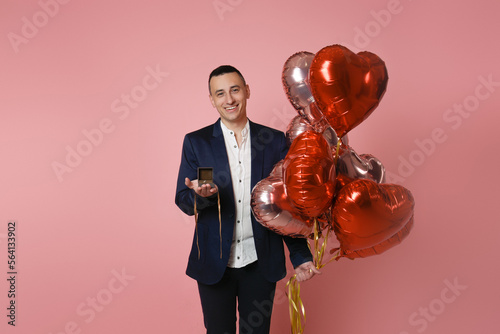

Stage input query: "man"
[{"left": 175, "top": 65, "right": 320, "bottom": 334}]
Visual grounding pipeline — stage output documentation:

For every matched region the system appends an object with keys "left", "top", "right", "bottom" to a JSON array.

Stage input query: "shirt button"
[
  {"left": 230, "top": 131, "right": 233, "bottom": 135},
  {"left": 238, "top": 200, "right": 241, "bottom": 203},
  {"left": 239, "top": 180, "right": 242, "bottom": 183},
  {"left": 237, "top": 240, "right": 240, "bottom": 243},
  {"left": 234, "top": 145, "right": 237, "bottom": 148},
  {"left": 239, "top": 161, "right": 241, "bottom": 164},
  {"left": 237, "top": 256, "right": 240, "bottom": 260},
  {"left": 237, "top": 220, "right": 240, "bottom": 223}
]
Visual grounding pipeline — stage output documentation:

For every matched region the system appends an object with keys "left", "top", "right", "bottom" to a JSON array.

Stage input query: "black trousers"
[{"left": 197, "top": 261, "right": 277, "bottom": 334}]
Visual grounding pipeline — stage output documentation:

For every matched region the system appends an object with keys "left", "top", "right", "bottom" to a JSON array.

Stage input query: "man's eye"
[{"left": 232, "top": 88, "right": 239, "bottom": 93}]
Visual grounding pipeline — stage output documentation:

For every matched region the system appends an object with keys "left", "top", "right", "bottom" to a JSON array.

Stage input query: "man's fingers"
[
  {"left": 310, "top": 267, "right": 321, "bottom": 275},
  {"left": 185, "top": 178, "right": 218, "bottom": 197},
  {"left": 196, "top": 183, "right": 218, "bottom": 197},
  {"left": 185, "top": 178, "right": 201, "bottom": 191},
  {"left": 294, "top": 262, "right": 321, "bottom": 282}
]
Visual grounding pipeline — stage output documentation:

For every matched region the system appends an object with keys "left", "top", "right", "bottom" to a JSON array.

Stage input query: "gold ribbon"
[
  {"left": 312, "top": 219, "right": 340, "bottom": 269},
  {"left": 288, "top": 218, "right": 341, "bottom": 334},
  {"left": 193, "top": 192, "right": 222, "bottom": 260},
  {"left": 286, "top": 275, "right": 305, "bottom": 334},
  {"left": 334, "top": 139, "right": 341, "bottom": 167}
]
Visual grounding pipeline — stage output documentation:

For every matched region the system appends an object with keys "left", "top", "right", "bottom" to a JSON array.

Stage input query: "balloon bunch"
[
  {"left": 251, "top": 44, "right": 415, "bottom": 333},
  {"left": 252, "top": 44, "right": 414, "bottom": 259}
]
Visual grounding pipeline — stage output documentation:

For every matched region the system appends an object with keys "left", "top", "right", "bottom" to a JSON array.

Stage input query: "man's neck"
[
  {"left": 221, "top": 118, "right": 248, "bottom": 146},
  {"left": 221, "top": 118, "right": 247, "bottom": 134}
]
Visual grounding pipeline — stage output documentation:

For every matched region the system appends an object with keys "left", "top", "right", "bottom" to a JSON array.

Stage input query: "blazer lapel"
[{"left": 210, "top": 119, "right": 234, "bottom": 204}]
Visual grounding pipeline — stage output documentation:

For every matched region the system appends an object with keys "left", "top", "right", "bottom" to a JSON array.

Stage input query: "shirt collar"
[{"left": 220, "top": 119, "right": 250, "bottom": 139}]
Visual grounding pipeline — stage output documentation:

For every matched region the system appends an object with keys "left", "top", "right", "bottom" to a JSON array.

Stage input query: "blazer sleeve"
[
  {"left": 283, "top": 235, "right": 314, "bottom": 268},
  {"left": 175, "top": 134, "right": 218, "bottom": 216}
]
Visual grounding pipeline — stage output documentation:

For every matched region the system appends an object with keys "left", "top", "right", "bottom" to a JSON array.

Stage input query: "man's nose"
[{"left": 226, "top": 93, "right": 234, "bottom": 104}]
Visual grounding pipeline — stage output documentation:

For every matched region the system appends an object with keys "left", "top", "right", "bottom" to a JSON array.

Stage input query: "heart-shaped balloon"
[
  {"left": 251, "top": 161, "right": 328, "bottom": 238},
  {"left": 309, "top": 44, "right": 388, "bottom": 137},
  {"left": 336, "top": 217, "right": 414, "bottom": 259},
  {"left": 282, "top": 51, "right": 316, "bottom": 111},
  {"left": 285, "top": 115, "right": 314, "bottom": 147},
  {"left": 251, "top": 176, "right": 315, "bottom": 238},
  {"left": 282, "top": 51, "right": 336, "bottom": 135},
  {"left": 332, "top": 179, "right": 414, "bottom": 255},
  {"left": 283, "top": 131, "right": 336, "bottom": 220},
  {"left": 337, "top": 145, "right": 386, "bottom": 184}
]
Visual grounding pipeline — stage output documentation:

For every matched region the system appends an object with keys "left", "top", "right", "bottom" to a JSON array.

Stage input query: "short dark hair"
[{"left": 208, "top": 65, "right": 246, "bottom": 94}]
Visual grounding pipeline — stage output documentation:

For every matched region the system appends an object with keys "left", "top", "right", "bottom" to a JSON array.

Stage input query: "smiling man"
[
  {"left": 209, "top": 70, "right": 249, "bottom": 131},
  {"left": 175, "top": 65, "right": 319, "bottom": 334}
]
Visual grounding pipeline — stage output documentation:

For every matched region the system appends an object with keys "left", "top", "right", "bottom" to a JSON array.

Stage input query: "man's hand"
[
  {"left": 185, "top": 177, "right": 218, "bottom": 197},
  {"left": 294, "top": 261, "right": 321, "bottom": 282}
]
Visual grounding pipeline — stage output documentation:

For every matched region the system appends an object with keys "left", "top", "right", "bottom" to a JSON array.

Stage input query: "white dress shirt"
[{"left": 220, "top": 120, "right": 257, "bottom": 268}]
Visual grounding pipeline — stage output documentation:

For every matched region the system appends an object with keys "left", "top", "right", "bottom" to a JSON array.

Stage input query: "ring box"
[{"left": 197, "top": 167, "right": 214, "bottom": 186}]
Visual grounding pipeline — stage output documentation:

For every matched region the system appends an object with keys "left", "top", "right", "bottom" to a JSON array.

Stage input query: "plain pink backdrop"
[{"left": 1, "top": 0, "right": 499, "bottom": 333}]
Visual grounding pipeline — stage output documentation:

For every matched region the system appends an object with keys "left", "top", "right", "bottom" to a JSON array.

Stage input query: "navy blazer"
[{"left": 175, "top": 119, "right": 313, "bottom": 285}]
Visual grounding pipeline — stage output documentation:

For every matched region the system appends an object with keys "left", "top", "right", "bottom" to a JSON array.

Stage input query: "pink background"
[{"left": 1, "top": 0, "right": 499, "bottom": 333}]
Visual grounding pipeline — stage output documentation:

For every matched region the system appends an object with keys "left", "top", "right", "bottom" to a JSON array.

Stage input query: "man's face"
[{"left": 209, "top": 72, "right": 250, "bottom": 127}]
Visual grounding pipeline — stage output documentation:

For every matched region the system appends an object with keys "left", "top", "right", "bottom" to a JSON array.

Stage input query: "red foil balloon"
[
  {"left": 332, "top": 179, "right": 414, "bottom": 257},
  {"left": 251, "top": 176, "right": 316, "bottom": 238},
  {"left": 338, "top": 217, "right": 414, "bottom": 259},
  {"left": 251, "top": 161, "right": 328, "bottom": 238},
  {"left": 334, "top": 173, "right": 355, "bottom": 194},
  {"left": 309, "top": 44, "right": 388, "bottom": 137},
  {"left": 283, "top": 131, "right": 335, "bottom": 220}
]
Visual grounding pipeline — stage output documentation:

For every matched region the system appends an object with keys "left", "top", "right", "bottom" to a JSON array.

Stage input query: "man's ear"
[{"left": 246, "top": 84, "right": 250, "bottom": 99}]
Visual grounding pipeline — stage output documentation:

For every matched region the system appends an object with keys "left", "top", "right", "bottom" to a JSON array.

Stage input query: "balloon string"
[
  {"left": 287, "top": 219, "right": 339, "bottom": 334},
  {"left": 193, "top": 192, "right": 223, "bottom": 260},
  {"left": 194, "top": 194, "right": 200, "bottom": 260},
  {"left": 217, "top": 192, "right": 222, "bottom": 259},
  {"left": 312, "top": 219, "right": 337, "bottom": 269},
  {"left": 286, "top": 275, "right": 305, "bottom": 334},
  {"left": 334, "top": 139, "right": 341, "bottom": 168},
  {"left": 313, "top": 218, "right": 320, "bottom": 268}
]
